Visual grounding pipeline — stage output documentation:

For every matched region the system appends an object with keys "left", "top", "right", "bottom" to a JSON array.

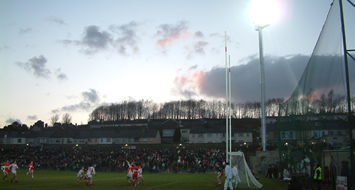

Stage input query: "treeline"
[
  {"left": 88, "top": 98, "right": 286, "bottom": 121},
  {"left": 89, "top": 89, "right": 354, "bottom": 121}
]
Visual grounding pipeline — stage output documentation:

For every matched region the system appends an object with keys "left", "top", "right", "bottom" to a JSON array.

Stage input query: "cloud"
[
  {"left": 173, "top": 70, "right": 205, "bottom": 99},
  {"left": 6, "top": 118, "right": 21, "bottom": 124},
  {"left": 46, "top": 17, "right": 67, "bottom": 25},
  {"left": 81, "top": 25, "right": 113, "bottom": 54},
  {"left": 0, "top": 45, "right": 10, "bottom": 51},
  {"left": 194, "top": 31, "right": 203, "bottom": 38},
  {"left": 27, "top": 115, "right": 38, "bottom": 120},
  {"left": 110, "top": 21, "right": 140, "bottom": 55},
  {"left": 173, "top": 55, "right": 311, "bottom": 102},
  {"left": 82, "top": 89, "right": 100, "bottom": 104},
  {"left": 54, "top": 68, "right": 68, "bottom": 81},
  {"left": 16, "top": 55, "right": 51, "bottom": 79},
  {"left": 52, "top": 102, "right": 92, "bottom": 113},
  {"left": 60, "top": 22, "right": 141, "bottom": 56},
  {"left": 52, "top": 89, "right": 101, "bottom": 114},
  {"left": 19, "top": 28, "right": 32, "bottom": 35},
  {"left": 154, "top": 21, "right": 190, "bottom": 51}
]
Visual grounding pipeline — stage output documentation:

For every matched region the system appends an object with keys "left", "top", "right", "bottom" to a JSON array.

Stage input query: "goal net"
[{"left": 229, "top": 151, "right": 263, "bottom": 188}]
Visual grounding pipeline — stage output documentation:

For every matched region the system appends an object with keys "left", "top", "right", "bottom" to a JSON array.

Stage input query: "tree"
[
  {"left": 62, "top": 113, "right": 72, "bottom": 124},
  {"left": 50, "top": 114, "right": 60, "bottom": 126}
]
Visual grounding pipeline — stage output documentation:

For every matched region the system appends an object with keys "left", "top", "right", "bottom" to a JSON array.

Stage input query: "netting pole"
[{"left": 339, "top": 0, "right": 354, "bottom": 188}]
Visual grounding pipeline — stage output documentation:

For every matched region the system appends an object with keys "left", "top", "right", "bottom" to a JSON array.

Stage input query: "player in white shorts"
[
  {"left": 9, "top": 161, "right": 19, "bottom": 183},
  {"left": 85, "top": 164, "right": 96, "bottom": 186},
  {"left": 76, "top": 167, "right": 85, "bottom": 184},
  {"left": 137, "top": 165, "right": 145, "bottom": 184},
  {"left": 126, "top": 160, "right": 135, "bottom": 185}
]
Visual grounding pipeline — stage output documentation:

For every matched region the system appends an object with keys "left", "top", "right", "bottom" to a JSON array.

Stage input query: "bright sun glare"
[{"left": 249, "top": 0, "right": 281, "bottom": 27}]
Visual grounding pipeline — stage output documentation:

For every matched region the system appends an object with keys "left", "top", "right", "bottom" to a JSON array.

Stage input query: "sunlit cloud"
[{"left": 154, "top": 21, "right": 190, "bottom": 51}]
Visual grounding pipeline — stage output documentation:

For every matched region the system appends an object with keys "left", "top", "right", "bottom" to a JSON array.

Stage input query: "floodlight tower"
[
  {"left": 256, "top": 24, "right": 268, "bottom": 152},
  {"left": 249, "top": 0, "right": 279, "bottom": 151}
]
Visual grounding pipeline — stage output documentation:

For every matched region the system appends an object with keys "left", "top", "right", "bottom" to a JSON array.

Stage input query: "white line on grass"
[
  {"left": 3, "top": 177, "right": 126, "bottom": 189},
  {"left": 146, "top": 181, "right": 181, "bottom": 189}
]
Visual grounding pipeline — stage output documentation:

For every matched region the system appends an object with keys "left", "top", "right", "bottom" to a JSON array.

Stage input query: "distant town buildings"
[{"left": 0, "top": 116, "right": 353, "bottom": 149}]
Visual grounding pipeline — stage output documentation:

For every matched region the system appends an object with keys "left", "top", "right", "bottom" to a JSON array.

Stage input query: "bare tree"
[
  {"left": 50, "top": 114, "right": 60, "bottom": 126},
  {"left": 62, "top": 113, "right": 72, "bottom": 124}
]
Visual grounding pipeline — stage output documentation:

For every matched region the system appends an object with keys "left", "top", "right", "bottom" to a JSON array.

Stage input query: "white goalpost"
[
  {"left": 229, "top": 151, "right": 263, "bottom": 188},
  {"left": 224, "top": 32, "right": 262, "bottom": 188}
]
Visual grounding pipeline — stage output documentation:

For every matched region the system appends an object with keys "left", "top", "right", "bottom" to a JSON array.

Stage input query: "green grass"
[{"left": 1, "top": 170, "right": 288, "bottom": 190}]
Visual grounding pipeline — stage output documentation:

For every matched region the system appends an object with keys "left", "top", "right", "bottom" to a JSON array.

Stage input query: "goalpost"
[{"left": 229, "top": 151, "right": 263, "bottom": 188}]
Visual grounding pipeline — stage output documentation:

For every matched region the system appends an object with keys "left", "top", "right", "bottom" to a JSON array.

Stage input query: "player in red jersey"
[
  {"left": 132, "top": 163, "right": 139, "bottom": 186},
  {"left": 26, "top": 161, "right": 34, "bottom": 178},
  {"left": 2, "top": 160, "right": 11, "bottom": 180},
  {"left": 126, "top": 160, "right": 136, "bottom": 186},
  {"left": 85, "top": 164, "right": 96, "bottom": 186},
  {"left": 216, "top": 163, "right": 224, "bottom": 186}
]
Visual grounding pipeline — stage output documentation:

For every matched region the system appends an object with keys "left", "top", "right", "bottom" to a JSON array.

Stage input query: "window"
[
  {"left": 238, "top": 133, "right": 244, "bottom": 137},
  {"left": 207, "top": 133, "right": 212, "bottom": 137},
  {"left": 17, "top": 139, "right": 22, "bottom": 143},
  {"left": 29, "top": 139, "right": 34, "bottom": 143},
  {"left": 134, "top": 138, "right": 139, "bottom": 142},
  {"left": 67, "top": 138, "right": 72, "bottom": 143},
  {"left": 281, "top": 132, "right": 285, "bottom": 138},
  {"left": 198, "top": 134, "right": 203, "bottom": 137},
  {"left": 56, "top": 139, "right": 60, "bottom": 143},
  {"left": 289, "top": 132, "right": 293, "bottom": 138},
  {"left": 182, "top": 130, "right": 187, "bottom": 134},
  {"left": 40, "top": 138, "right": 46, "bottom": 143},
  {"left": 106, "top": 138, "right": 111, "bottom": 142},
  {"left": 142, "top": 138, "right": 148, "bottom": 142},
  {"left": 247, "top": 133, "right": 250, "bottom": 137}
]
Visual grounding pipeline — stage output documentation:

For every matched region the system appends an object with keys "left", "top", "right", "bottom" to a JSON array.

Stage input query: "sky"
[{"left": 1, "top": 0, "right": 354, "bottom": 127}]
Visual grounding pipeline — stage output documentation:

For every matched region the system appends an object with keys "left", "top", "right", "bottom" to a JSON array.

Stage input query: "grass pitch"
[{"left": 1, "top": 170, "right": 288, "bottom": 190}]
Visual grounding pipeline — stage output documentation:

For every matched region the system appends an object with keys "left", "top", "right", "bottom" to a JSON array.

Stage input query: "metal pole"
[
  {"left": 256, "top": 25, "right": 267, "bottom": 151},
  {"left": 225, "top": 31, "right": 229, "bottom": 160},
  {"left": 229, "top": 55, "right": 232, "bottom": 153}
]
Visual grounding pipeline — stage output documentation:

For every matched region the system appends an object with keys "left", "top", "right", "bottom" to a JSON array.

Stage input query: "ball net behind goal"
[
  {"left": 229, "top": 152, "right": 263, "bottom": 188},
  {"left": 277, "top": 0, "right": 354, "bottom": 186}
]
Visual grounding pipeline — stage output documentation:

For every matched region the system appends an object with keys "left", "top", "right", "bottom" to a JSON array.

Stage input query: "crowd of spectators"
[{"left": 0, "top": 146, "right": 229, "bottom": 174}]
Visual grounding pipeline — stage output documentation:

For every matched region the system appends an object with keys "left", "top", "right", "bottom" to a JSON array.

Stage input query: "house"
[
  {"left": 160, "top": 119, "right": 180, "bottom": 143},
  {"left": 1, "top": 131, "right": 27, "bottom": 145},
  {"left": 26, "top": 131, "right": 54, "bottom": 147}
]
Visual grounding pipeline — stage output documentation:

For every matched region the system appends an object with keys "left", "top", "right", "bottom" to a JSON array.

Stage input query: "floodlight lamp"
[{"left": 249, "top": 0, "right": 280, "bottom": 29}]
